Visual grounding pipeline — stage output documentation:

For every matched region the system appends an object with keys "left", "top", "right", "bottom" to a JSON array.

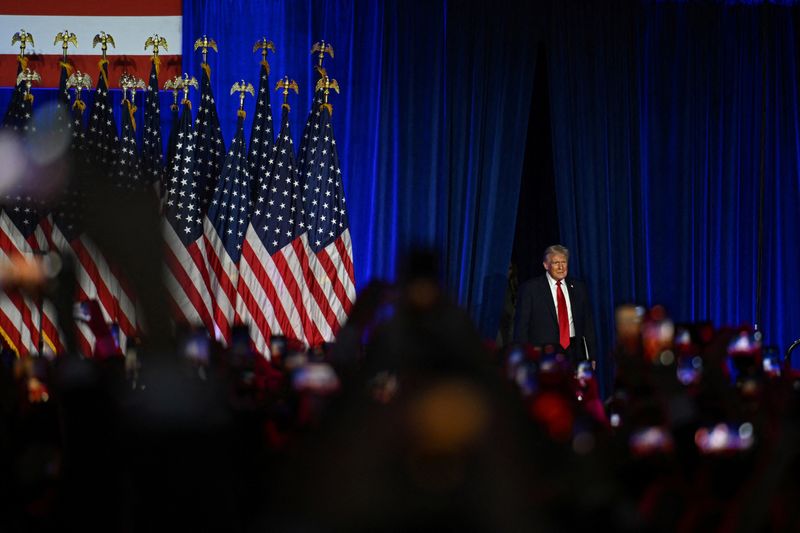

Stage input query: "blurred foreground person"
[{"left": 269, "top": 249, "right": 550, "bottom": 532}]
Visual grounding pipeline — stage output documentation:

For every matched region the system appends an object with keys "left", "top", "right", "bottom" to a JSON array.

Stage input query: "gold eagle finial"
[
  {"left": 311, "top": 40, "right": 334, "bottom": 67},
  {"left": 176, "top": 73, "right": 199, "bottom": 103},
  {"left": 275, "top": 76, "right": 299, "bottom": 111},
  {"left": 120, "top": 73, "right": 146, "bottom": 102},
  {"left": 16, "top": 68, "right": 40, "bottom": 98},
  {"left": 193, "top": 35, "right": 217, "bottom": 64},
  {"left": 253, "top": 37, "right": 276, "bottom": 75},
  {"left": 66, "top": 71, "right": 92, "bottom": 91},
  {"left": 145, "top": 34, "right": 169, "bottom": 58},
  {"left": 315, "top": 76, "right": 340, "bottom": 114},
  {"left": 231, "top": 80, "right": 255, "bottom": 115},
  {"left": 92, "top": 32, "right": 116, "bottom": 60},
  {"left": 164, "top": 75, "right": 184, "bottom": 107},
  {"left": 12, "top": 30, "right": 35, "bottom": 59},
  {"left": 66, "top": 71, "right": 93, "bottom": 112},
  {"left": 54, "top": 31, "right": 78, "bottom": 62}
]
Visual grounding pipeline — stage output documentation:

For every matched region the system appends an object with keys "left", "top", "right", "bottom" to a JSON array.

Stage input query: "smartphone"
[
  {"left": 505, "top": 345, "right": 525, "bottom": 381},
  {"left": 694, "top": 422, "right": 754, "bottom": 454},
  {"left": 181, "top": 328, "right": 211, "bottom": 366},
  {"left": 75, "top": 300, "right": 123, "bottom": 359},
  {"left": 629, "top": 426, "right": 674, "bottom": 456},
  {"left": 575, "top": 360, "right": 593, "bottom": 381},
  {"left": 726, "top": 330, "right": 761, "bottom": 382},
  {"left": 676, "top": 355, "right": 703, "bottom": 386},
  {"left": 230, "top": 325, "right": 250, "bottom": 352},
  {"left": 292, "top": 362, "right": 340, "bottom": 394},
  {"left": 513, "top": 360, "right": 538, "bottom": 397},
  {"left": 641, "top": 315, "right": 675, "bottom": 364},
  {"left": 29, "top": 356, "right": 51, "bottom": 403},
  {"left": 762, "top": 346, "right": 781, "bottom": 378},
  {"left": 269, "top": 335, "right": 287, "bottom": 368}
]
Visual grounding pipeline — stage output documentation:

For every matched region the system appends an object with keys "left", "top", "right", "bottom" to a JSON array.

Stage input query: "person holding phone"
[{"left": 513, "top": 244, "right": 596, "bottom": 365}]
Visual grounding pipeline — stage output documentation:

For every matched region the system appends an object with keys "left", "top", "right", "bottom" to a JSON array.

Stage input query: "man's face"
[{"left": 544, "top": 253, "right": 568, "bottom": 281}]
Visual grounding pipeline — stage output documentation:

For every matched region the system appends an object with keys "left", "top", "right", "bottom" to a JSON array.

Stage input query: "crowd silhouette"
[{"left": 3, "top": 243, "right": 800, "bottom": 532}]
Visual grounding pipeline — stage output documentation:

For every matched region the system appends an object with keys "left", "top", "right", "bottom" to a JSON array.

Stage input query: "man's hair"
[{"left": 543, "top": 244, "right": 569, "bottom": 263}]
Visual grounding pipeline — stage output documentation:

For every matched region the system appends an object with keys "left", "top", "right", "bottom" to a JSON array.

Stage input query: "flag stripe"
[
  {"left": 271, "top": 246, "right": 315, "bottom": 341},
  {"left": 202, "top": 230, "right": 237, "bottom": 342},
  {"left": 262, "top": 248, "right": 306, "bottom": 340},
  {"left": 40, "top": 300, "right": 62, "bottom": 354},
  {"left": 236, "top": 260, "right": 277, "bottom": 358},
  {"left": 0, "top": 214, "right": 44, "bottom": 354},
  {"left": 163, "top": 224, "right": 215, "bottom": 332},
  {"left": 335, "top": 230, "right": 357, "bottom": 294},
  {"left": 164, "top": 245, "right": 215, "bottom": 332},
  {"left": 0, "top": 297, "right": 23, "bottom": 356},
  {"left": 240, "top": 238, "right": 298, "bottom": 341},
  {"left": 70, "top": 238, "right": 137, "bottom": 336},
  {"left": 0, "top": 0, "right": 181, "bottom": 16},
  {"left": 0, "top": 55, "right": 182, "bottom": 89},
  {"left": 0, "top": 291, "right": 28, "bottom": 356},
  {"left": 0, "top": 16, "right": 182, "bottom": 55},
  {"left": 317, "top": 245, "right": 351, "bottom": 317},
  {"left": 4, "top": 288, "right": 35, "bottom": 355},
  {"left": 293, "top": 237, "right": 338, "bottom": 343}
]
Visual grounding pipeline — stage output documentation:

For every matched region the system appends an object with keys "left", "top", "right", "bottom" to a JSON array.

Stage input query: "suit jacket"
[{"left": 513, "top": 275, "right": 596, "bottom": 361}]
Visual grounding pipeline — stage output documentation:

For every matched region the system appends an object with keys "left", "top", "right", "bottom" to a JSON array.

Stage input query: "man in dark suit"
[{"left": 513, "top": 244, "right": 596, "bottom": 364}]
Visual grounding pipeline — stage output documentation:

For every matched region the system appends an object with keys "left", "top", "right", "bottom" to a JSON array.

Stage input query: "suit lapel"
[{"left": 540, "top": 276, "right": 558, "bottom": 324}]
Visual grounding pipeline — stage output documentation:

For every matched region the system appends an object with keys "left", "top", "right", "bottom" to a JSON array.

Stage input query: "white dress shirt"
[{"left": 545, "top": 272, "right": 575, "bottom": 338}]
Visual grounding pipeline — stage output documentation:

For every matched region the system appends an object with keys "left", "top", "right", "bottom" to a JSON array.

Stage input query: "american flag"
[
  {"left": 163, "top": 97, "right": 216, "bottom": 334},
  {"left": 0, "top": 193, "right": 61, "bottom": 356},
  {"left": 247, "top": 60, "right": 274, "bottom": 197},
  {"left": 69, "top": 97, "right": 87, "bottom": 147},
  {"left": 2, "top": 56, "right": 28, "bottom": 130},
  {"left": 295, "top": 72, "right": 325, "bottom": 178},
  {"left": 47, "top": 92, "right": 99, "bottom": 357},
  {"left": 238, "top": 102, "right": 308, "bottom": 355},
  {"left": 65, "top": 67, "right": 88, "bottom": 148},
  {"left": 57, "top": 60, "right": 70, "bottom": 106},
  {"left": 203, "top": 113, "right": 252, "bottom": 345},
  {"left": 164, "top": 88, "right": 181, "bottom": 201},
  {"left": 141, "top": 58, "right": 164, "bottom": 193},
  {"left": 114, "top": 96, "right": 143, "bottom": 190},
  {"left": 85, "top": 60, "right": 119, "bottom": 167},
  {"left": 48, "top": 60, "right": 138, "bottom": 355},
  {"left": 297, "top": 102, "right": 356, "bottom": 346},
  {"left": 194, "top": 64, "right": 225, "bottom": 214},
  {"left": 0, "top": 64, "right": 62, "bottom": 356}
]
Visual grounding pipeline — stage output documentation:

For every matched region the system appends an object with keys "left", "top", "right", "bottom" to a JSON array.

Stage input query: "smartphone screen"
[
  {"left": 676, "top": 355, "right": 703, "bottom": 385},
  {"left": 762, "top": 347, "right": 781, "bottom": 378},
  {"left": 269, "top": 335, "right": 287, "bottom": 367},
  {"left": 181, "top": 329, "right": 211, "bottom": 366},
  {"left": 694, "top": 422, "right": 754, "bottom": 454},
  {"left": 629, "top": 426, "right": 674, "bottom": 456}
]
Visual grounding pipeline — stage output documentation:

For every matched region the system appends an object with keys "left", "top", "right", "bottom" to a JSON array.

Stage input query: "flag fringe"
[{"left": 98, "top": 59, "right": 109, "bottom": 87}]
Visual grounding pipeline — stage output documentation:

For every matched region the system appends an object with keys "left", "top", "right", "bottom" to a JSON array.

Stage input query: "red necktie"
[{"left": 556, "top": 281, "right": 570, "bottom": 349}]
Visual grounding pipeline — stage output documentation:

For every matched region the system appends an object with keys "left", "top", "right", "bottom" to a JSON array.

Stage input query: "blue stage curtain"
[
  {"left": 547, "top": 1, "right": 800, "bottom": 378},
  {"left": 181, "top": 0, "right": 539, "bottom": 337}
]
